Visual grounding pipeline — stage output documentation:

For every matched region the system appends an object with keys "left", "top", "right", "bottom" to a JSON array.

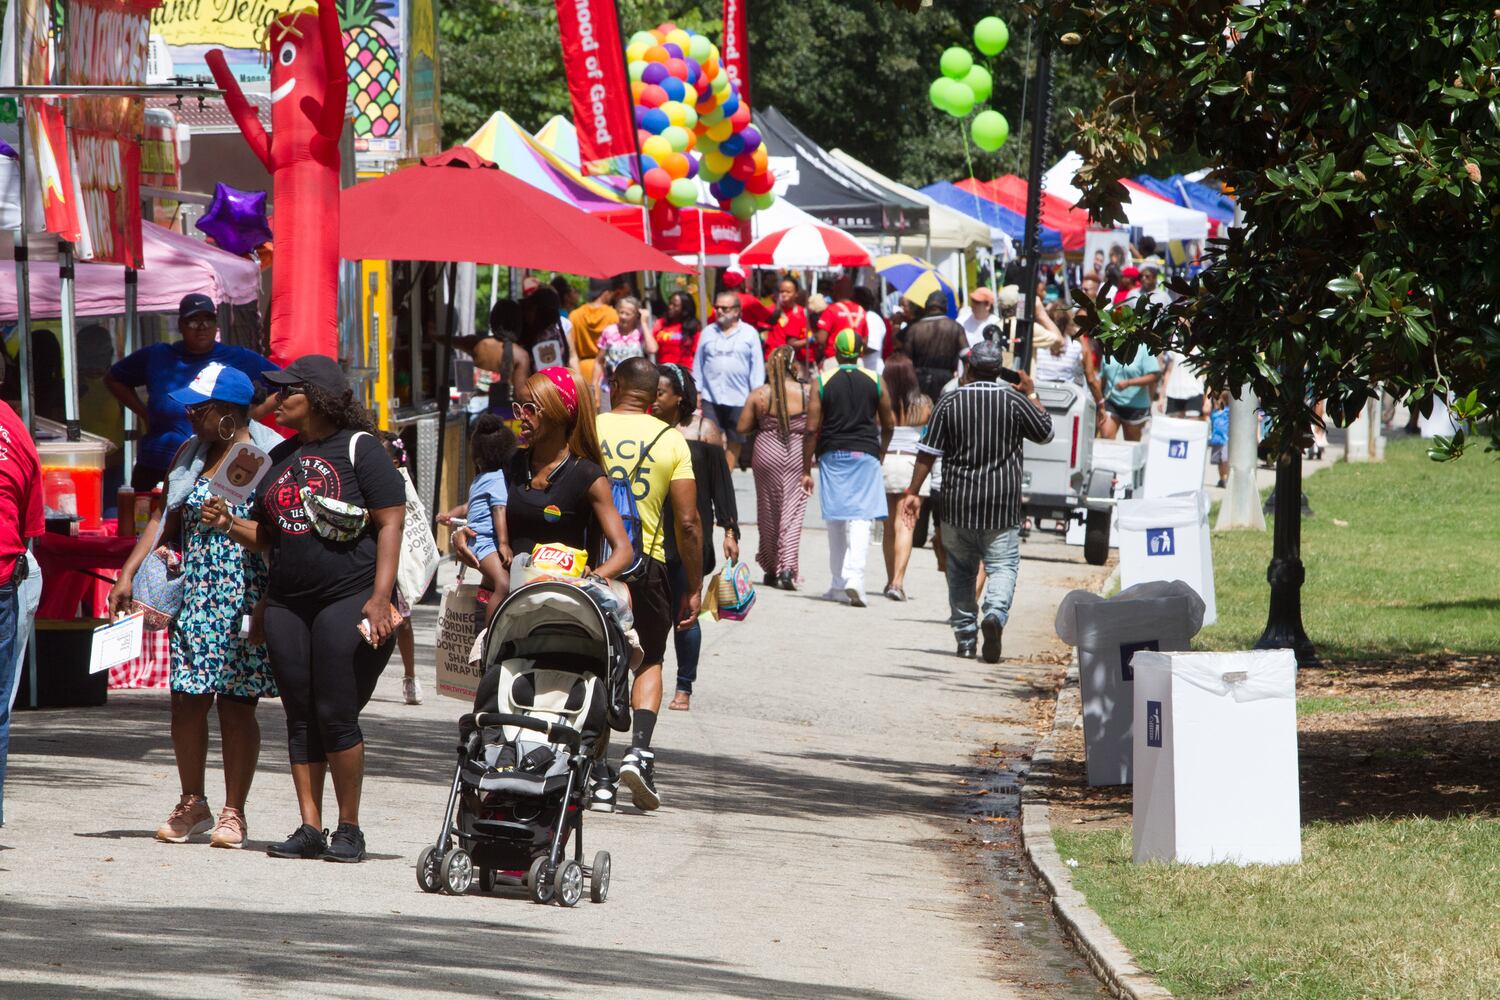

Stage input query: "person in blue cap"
[
  {"left": 104, "top": 293, "right": 279, "bottom": 492},
  {"left": 109, "top": 362, "right": 285, "bottom": 850}
]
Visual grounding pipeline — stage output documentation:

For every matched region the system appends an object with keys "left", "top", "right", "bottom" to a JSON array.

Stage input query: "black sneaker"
[
  {"left": 777, "top": 571, "right": 796, "bottom": 592},
  {"left": 981, "top": 615, "right": 1004, "bottom": 664},
  {"left": 267, "top": 823, "right": 327, "bottom": 859},
  {"left": 763, "top": 572, "right": 778, "bottom": 587},
  {"left": 617, "top": 748, "right": 660, "bottom": 811},
  {"left": 957, "top": 638, "right": 977, "bottom": 659},
  {"left": 322, "top": 822, "right": 366, "bottom": 863},
  {"left": 590, "top": 776, "right": 617, "bottom": 813}
]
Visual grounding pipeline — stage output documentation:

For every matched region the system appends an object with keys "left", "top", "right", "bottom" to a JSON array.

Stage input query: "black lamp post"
[{"left": 1255, "top": 371, "right": 1318, "bottom": 666}]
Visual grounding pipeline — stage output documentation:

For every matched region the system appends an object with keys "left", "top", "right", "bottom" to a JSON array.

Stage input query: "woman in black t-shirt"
[
  {"left": 472, "top": 367, "right": 631, "bottom": 579},
  {"left": 203, "top": 355, "right": 405, "bottom": 864}
]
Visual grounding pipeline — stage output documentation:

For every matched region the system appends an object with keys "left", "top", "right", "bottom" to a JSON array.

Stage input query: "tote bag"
[{"left": 395, "top": 468, "right": 441, "bottom": 603}]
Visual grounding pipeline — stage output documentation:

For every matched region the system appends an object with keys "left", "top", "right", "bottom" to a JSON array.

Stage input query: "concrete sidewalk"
[{"left": 2, "top": 483, "right": 1105, "bottom": 999}]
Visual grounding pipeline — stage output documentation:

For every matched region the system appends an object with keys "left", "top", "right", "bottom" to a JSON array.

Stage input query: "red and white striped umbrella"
[{"left": 738, "top": 224, "right": 872, "bottom": 268}]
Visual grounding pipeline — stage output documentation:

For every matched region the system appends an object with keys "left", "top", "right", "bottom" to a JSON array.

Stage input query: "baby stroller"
[{"left": 416, "top": 579, "right": 630, "bottom": 906}]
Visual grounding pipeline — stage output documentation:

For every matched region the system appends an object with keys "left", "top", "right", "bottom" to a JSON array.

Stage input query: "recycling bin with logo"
[
  {"left": 1054, "top": 581, "right": 1206, "bottom": 786},
  {"left": 1131, "top": 649, "right": 1301, "bottom": 865},
  {"left": 1117, "top": 491, "right": 1216, "bottom": 625}
]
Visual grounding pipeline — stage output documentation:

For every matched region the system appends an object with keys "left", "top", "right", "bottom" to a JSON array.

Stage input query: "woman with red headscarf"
[{"left": 500, "top": 367, "right": 633, "bottom": 580}]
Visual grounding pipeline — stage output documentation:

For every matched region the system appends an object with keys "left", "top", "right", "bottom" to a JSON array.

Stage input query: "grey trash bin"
[{"left": 1055, "top": 581, "right": 1205, "bottom": 786}]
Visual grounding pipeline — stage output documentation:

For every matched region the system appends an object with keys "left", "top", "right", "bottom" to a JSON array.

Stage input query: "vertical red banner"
[
  {"left": 722, "top": 0, "right": 750, "bottom": 106},
  {"left": 554, "top": 0, "right": 636, "bottom": 174}
]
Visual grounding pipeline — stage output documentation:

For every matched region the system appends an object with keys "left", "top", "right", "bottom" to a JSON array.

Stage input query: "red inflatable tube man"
[{"left": 207, "top": 0, "right": 346, "bottom": 365}]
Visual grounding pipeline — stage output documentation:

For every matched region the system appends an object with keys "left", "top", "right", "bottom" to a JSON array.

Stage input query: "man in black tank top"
[{"left": 802, "top": 329, "right": 895, "bottom": 607}]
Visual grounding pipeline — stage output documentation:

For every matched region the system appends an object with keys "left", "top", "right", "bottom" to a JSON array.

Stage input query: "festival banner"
[
  {"left": 553, "top": 0, "right": 635, "bottom": 174},
  {"left": 721, "top": 0, "right": 749, "bottom": 107},
  {"left": 67, "top": 0, "right": 153, "bottom": 267},
  {"left": 403, "top": 0, "right": 441, "bottom": 158},
  {"left": 25, "top": 100, "right": 80, "bottom": 242}
]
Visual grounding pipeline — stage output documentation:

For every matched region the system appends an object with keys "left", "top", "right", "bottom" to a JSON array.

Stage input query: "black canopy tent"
[{"left": 757, "top": 106, "right": 928, "bottom": 240}]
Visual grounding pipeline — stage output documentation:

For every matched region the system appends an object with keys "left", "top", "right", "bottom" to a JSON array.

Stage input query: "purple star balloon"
[{"left": 195, "top": 182, "right": 273, "bottom": 256}]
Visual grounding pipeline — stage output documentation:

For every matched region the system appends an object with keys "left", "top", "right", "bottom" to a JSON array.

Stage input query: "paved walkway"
[{"left": 2, "top": 474, "right": 1105, "bottom": 999}]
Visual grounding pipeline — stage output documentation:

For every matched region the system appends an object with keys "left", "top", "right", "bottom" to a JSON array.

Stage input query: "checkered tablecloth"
[{"left": 108, "top": 627, "right": 171, "bottom": 690}]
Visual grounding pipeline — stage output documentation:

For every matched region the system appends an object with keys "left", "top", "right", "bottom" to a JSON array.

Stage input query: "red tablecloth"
[{"left": 33, "top": 521, "right": 171, "bottom": 689}]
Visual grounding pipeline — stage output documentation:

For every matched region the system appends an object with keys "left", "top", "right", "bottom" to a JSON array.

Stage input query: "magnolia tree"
[{"left": 1035, "top": 1, "right": 1500, "bottom": 660}]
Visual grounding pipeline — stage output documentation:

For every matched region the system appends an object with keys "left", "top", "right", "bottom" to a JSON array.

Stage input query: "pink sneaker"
[
  {"left": 210, "top": 807, "right": 247, "bottom": 849},
  {"left": 156, "top": 794, "right": 212, "bottom": 843}
]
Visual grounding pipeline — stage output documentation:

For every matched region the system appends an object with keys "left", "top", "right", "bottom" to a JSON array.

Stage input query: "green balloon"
[
  {"left": 625, "top": 183, "right": 644, "bottom": 205},
  {"left": 929, "top": 77, "right": 954, "bottom": 112},
  {"left": 629, "top": 61, "right": 647, "bottom": 82},
  {"left": 945, "top": 83, "right": 975, "bottom": 118},
  {"left": 662, "top": 125, "right": 691, "bottom": 153},
  {"left": 688, "top": 35, "right": 713, "bottom": 62},
  {"left": 963, "top": 64, "right": 993, "bottom": 105},
  {"left": 730, "top": 193, "right": 757, "bottom": 219},
  {"left": 940, "top": 47, "right": 974, "bottom": 81},
  {"left": 974, "top": 16, "right": 1009, "bottom": 56},
  {"left": 668, "top": 178, "right": 698, "bottom": 208},
  {"left": 971, "top": 109, "right": 1010, "bottom": 151},
  {"left": 754, "top": 191, "right": 775, "bottom": 210}
]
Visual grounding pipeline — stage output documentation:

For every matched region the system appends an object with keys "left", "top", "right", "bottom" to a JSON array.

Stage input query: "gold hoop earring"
[{"left": 218, "top": 415, "right": 235, "bottom": 441}]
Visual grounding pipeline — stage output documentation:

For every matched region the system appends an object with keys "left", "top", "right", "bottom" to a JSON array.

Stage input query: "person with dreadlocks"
[
  {"left": 737, "top": 345, "right": 813, "bottom": 590},
  {"left": 654, "top": 364, "right": 739, "bottom": 711}
]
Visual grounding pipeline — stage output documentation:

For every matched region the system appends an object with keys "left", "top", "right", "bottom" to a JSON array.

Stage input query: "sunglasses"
[
  {"left": 714, "top": 304, "right": 740, "bottom": 313},
  {"left": 184, "top": 401, "right": 216, "bottom": 417},
  {"left": 183, "top": 315, "right": 216, "bottom": 328},
  {"left": 276, "top": 384, "right": 308, "bottom": 399},
  {"left": 511, "top": 401, "right": 542, "bottom": 419}
]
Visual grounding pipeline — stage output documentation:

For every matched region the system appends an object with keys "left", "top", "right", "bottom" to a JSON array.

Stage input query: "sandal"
[
  {"left": 884, "top": 586, "right": 908, "bottom": 602},
  {"left": 668, "top": 692, "right": 691, "bottom": 711}
]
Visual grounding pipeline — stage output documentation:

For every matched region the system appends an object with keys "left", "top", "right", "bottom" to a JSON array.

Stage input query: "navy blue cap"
[{"left": 179, "top": 293, "right": 216, "bottom": 322}]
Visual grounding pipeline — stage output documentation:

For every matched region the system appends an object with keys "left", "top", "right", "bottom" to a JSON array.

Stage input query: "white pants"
[{"left": 826, "top": 519, "right": 872, "bottom": 596}]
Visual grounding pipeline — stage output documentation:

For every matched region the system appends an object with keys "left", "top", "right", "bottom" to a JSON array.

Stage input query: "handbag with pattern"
[{"left": 131, "top": 508, "right": 185, "bottom": 631}]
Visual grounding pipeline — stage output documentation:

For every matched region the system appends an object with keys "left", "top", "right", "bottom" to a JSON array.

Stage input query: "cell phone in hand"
[{"left": 356, "top": 618, "right": 389, "bottom": 648}]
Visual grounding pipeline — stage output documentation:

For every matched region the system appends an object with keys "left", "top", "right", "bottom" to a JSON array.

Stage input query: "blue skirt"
[{"left": 818, "top": 451, "right": 887, "bottom": 521}]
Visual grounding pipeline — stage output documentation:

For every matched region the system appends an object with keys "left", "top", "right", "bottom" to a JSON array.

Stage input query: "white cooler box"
[
  {"left": 1132, "top": 649, "right": 1301, "bottom": 865},
  {"left": 1118, "top": 491, "right": 1217, "bottom": 625},
  {"left": 1054, "top": 581, "right": 1206, "bottom": 786},
  {"left": 1144, "top": 416, "right": 1211, "bottom": 497}
]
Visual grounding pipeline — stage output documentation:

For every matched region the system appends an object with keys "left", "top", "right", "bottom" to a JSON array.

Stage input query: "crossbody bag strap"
[{"left": 629, "top": 425, "right": 674, "bottom": 557}]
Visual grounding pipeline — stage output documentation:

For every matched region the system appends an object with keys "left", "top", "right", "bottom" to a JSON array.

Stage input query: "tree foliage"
[
  {"left": 1046, "top": 1, "right": 1500, "bottom": 449},
  {"left": 437, "top": 1, "right": 1103, "bottom": 188}
]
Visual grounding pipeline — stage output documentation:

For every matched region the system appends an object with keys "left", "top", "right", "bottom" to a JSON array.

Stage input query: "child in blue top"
[
  {"left": 462, "top": 414, "right": 517, "bottom": 624},
  {"left": 1208, "top": 391, "right": 1230, "bottom": 488}
]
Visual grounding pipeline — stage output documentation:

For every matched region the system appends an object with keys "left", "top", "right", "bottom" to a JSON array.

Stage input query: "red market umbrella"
[
  {"left": 738, "top": 223, "right": 871, "bottom": 268},
  {"left": 340, "top": 147, "right": 692, "bottom": 275}
]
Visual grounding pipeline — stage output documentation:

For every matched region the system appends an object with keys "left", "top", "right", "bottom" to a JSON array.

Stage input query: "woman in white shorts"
[{"left": 879, "top": 354, "right": 933, "bottom": 602}]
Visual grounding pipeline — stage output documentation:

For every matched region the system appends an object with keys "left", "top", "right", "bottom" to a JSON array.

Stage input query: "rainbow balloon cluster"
[{"left": 621, "top": 23, "right": 774, "bottom": 226}]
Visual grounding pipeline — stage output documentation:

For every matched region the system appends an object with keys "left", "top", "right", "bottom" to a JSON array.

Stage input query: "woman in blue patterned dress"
[{"left": 110, "top": 363, "right": 281, "bottom": 849}]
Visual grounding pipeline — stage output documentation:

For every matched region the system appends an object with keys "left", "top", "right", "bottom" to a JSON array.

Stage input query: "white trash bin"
[
  {"left": 1144, "top": 415, "right": 1211, "bottom": 497},
  {"left": 1131, "top": 649, "right": 1301, "bottom": 866},
  {"left": 1118, "top": 491, "right": 1217, "bottom": 625},
  {"left": 1055, "top": 581, "right": 1206, "bottom": 787}
]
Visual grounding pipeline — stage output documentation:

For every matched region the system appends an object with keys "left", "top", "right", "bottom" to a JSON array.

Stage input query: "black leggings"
[{"left": 264, "top": 589, "right": 394, "bottom": 764}]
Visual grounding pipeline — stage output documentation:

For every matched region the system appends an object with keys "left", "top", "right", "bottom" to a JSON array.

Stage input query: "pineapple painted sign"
[{"left": 153, "top": 0, "right": 420, "bottom": 160}]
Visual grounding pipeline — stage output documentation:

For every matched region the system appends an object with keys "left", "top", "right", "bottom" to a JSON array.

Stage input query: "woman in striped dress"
[{"left": 737, "top": 346, "right": 810, "bottom": 590}]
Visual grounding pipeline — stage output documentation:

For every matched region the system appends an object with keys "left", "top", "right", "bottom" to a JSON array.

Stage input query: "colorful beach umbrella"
[
  {"left": 739, "top": 224, "right": 872, "bottom": 268},
  {"left": 874, "top": 254, "right": 958, "bottom": 318}
]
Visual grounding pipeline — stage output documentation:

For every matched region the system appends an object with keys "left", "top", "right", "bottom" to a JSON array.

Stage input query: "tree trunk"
[{"left": 1255, "top": 445, "right": 1317, "bottom": 666}]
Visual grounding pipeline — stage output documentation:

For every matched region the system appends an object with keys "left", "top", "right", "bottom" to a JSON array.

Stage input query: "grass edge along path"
[{"left": 1054, "top": 822, "right": 1500, "bottom": 1000}]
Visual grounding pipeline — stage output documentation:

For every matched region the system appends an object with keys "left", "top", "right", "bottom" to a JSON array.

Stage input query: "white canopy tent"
[{"left": 1046, "top": 152, "right": 1210, "bottom": 245}]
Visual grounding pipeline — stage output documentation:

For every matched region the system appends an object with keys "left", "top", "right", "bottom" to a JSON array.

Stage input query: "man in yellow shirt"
[
  {"left": 569, "top": 275, "right": 631, "bottom": 384},
  {"left": 595, "top": 357, "right": 702, "bottom": 811}
]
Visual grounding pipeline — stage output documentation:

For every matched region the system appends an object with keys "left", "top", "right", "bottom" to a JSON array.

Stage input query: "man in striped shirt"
[{"left": 900, "top": 341, "right": 1052, "bottom": 662}]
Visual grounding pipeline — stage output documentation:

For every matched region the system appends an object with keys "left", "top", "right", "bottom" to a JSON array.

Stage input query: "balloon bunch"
[
  {"left": 928, "top": 15, "right": 1011, "bottom": 152},
  {"left": 621, "top": 23, "right": 774, "bottom": 227}
]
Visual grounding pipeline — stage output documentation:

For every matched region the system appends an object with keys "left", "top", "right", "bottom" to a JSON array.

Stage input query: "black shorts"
[
  {"left": 627, "top": 558, "right": 673, "bottom": 667},
  {"left": 1105, "top": 401, "right": 1151, "bottom": 425},
  {"left": 1166, "top": 395, "right": 1205, "bottom": 416},
  {"left": 708, "top": 402, "right": 747, "bottom": 444}
]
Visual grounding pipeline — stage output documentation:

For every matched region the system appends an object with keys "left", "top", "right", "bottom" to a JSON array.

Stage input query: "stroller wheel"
[
  {"left": 553, "top": 860, "right": 583, "bottom": 908},
  {"left": 440, "top": 848, "right": 474, "bottom": 896},
  {"left": 527, "top": 856, "right": 555, "bottom": 904},
  {"left": 479, "top": 867, "right": 497, "bottom": 894},
  {"left": 416, "top": 846, "right": 442, "bottom": 894},
  {"left": 590, "top": 851, "right": 611, "bottom": 903}
]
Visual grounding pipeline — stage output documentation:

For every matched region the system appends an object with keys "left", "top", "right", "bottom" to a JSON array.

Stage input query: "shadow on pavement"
[{"left": 0, "top": 899, "right": 911, "bottom": 1000}]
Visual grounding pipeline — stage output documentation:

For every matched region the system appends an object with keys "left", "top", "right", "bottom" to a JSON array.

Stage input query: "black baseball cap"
[
  {"left": 179, "top": 293, "right": 216, "bottom": 322},
  {"left": 967, "top": 340, "right": 1006, "bottom": 377},
  {"left": 263, "top": 354, "right": 350, "bottom": 395}
]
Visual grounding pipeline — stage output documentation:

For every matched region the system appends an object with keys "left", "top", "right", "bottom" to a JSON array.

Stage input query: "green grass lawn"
[
  {"left": 1056, "top": 822, "right": 1500, "bottom": 1000},
  {"left": 1199, "top": 438, "right": 1500, "bottom": 657}
]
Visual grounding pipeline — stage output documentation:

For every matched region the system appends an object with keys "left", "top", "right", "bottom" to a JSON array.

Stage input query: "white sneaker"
[{"left": 402, "top": 676, "right": 423, "bottom": 705}]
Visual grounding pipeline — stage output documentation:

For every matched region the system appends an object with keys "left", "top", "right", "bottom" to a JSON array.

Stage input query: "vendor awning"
[
  {"left": 1045, "top": 153, "right": 1210, "bottom": 245},
  {"left": 918, "top": 180, "right": 1063, "bottom": 254},
  {"left": 1132, "top": 173, "right": 1235, "bottom": 229},
  {"left": 0, "top": 222, "right": 260, "bottom": 321},
  {"left": 956, "top": 175, "right": 1090, "bottom": 252},
  {"left": 758, "top": 106, "right": 927, "bottom": 237},
  {"left": 828, "top": 150, "right": 990, "bottom": 254}
]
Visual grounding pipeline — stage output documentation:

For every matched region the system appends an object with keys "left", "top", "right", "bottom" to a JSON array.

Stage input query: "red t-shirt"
[
  {"left": 0, "top": 401, "right": 44, "bottom": 586},
  {"left": 653, "top": 319, "right": 696, "bottom": 369},
  {"left": 763, "top": 305, "right": 810, "bottom": 360},
  {"left": 816, "top": 300, "right": 869, "bottom": 359}
]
